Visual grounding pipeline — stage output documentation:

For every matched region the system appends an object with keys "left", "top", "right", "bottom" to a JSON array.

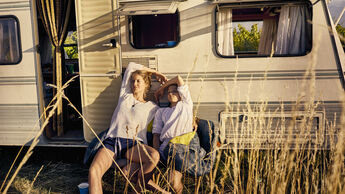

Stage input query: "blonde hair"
[{"left": 131, "top": 70, "right": 152, "bottom": 99}]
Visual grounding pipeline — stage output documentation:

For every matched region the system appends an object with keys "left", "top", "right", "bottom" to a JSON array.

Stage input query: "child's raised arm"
[{"left": 154, "top": 75, "right": 184, "bottom": 101}]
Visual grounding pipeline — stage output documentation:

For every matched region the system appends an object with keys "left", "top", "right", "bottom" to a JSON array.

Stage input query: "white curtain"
[
  {"left": 258, "top": 19, "right": 277, "bottom": 55},
  {"left": 0, "top": 19, "right": 20, "bottom": 63},
  {"left": 8, "top": 20, "right": 19, "bottom": 62},
  {"left": 275, "top": 6, "right": 307, "bottom": 55},
  {"left": 217, "top": 8, "right": 234, "bottom": 56},
  {"left": 0, "top": 22, "right": 4, "bottom": 62}
]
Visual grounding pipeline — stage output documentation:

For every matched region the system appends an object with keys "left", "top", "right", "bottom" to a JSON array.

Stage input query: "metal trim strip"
[{"left": 0, "top": 2, "right": 30, "bottom": 10}]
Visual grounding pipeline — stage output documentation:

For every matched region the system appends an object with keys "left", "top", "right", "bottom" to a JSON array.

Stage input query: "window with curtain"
[
  {"left": 0, "top": 16, "right": 21, "bottom": 64},
  {"left": 129, "top": 11, "right": 179, "bottom": 49},
  {"left": 216, "top": 1, "right": 312, "bottom": 57}
]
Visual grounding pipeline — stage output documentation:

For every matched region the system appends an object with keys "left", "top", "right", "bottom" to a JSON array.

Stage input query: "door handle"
[
  {"left": 102, "top": 39, "right": 117, "bottom": 48},
  {"left": 106, "top": 71, "right": 116, "bottom": 74}
]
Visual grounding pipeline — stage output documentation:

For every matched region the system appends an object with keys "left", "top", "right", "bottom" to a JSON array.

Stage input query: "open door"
[{"left": 75, "top": 0, "right": 122, "bottom": 142}]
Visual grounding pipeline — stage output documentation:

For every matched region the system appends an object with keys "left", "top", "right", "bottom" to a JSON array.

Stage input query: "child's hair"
[
  {"left": 168, "top": 84, "right": 178, "bottom": 89},
  {"left": 131, "top": 70, "right": 152, "bottom": 99},
  {"left": 166, "top": 84, "right": 180, "bottom": 107}
]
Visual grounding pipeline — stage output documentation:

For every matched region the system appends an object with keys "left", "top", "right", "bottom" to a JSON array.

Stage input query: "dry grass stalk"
[
  {"left": 126, "top": 27, "right": 344, "bottom": 193},
  {"left": 196, "top": 21, "right": 345, "bottom": 193},
  {"left": 113, "top": 168, "right": 117, "bottom": 194},
  {"left": 0, "top": 79, "right": 63, "bottom": 192},
  {"left": 193, "top": 51, "right": 211, "bottom": 119},
  {"left": 134, "top": 140, "right": 174, "bottom": 191},
  {"left": 0, "top": 146, "right": 25, "bottom": 192},
  {"left": 63, "top": 88, "right": 139, "bottom": 194},
  {"left": 26, "top": 165, "right": 44, "bottom": 194},
  {"left": 4, "top": 21, "right": 345, "bottom": 192},
  {"left": 2, "top": 75, "right": 77, "bottom": 194},
  {"left": 185, "top": 52, "right": 199, "bottom": 84},
  {"left": 326, "top": 90, "right": 345, "bottom": 193}
]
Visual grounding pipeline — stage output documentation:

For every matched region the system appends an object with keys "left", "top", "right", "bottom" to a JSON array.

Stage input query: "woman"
[{"left": 88, "top": 62, "right": 167, "bottom": 194}]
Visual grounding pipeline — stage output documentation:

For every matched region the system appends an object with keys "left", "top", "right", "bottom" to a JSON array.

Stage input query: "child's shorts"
[
  {"left": 103, "top": 137, "right": 139, "bottom": 159},
  {"left": 162, "top": 134, "right": 213, "bottom": 176}
]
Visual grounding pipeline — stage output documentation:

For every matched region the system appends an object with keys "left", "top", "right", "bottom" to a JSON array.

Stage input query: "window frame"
[
  {"left": 63, "top": 31, "right": 78, "bottom": 60},
  {"left": 128, "top": 10, "right": 180, "bottom": 49},
  {"left": 214, "top": 0, "right": 313, "bottom": 58},
  {"left": 0, "top": 15, "right": 22, "bottom": 65}
]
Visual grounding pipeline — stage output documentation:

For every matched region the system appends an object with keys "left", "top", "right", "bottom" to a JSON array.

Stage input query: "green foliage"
[
  {"left": 336, "top": 24, "right": 345, "bottom": 50},
  {"left": 233, "top": 24, "right": 261, "bottom": 52},
  {"left": 64, "top": 46, "right": 78, "bottom": 59},
  {"left": 64, "top": 31, "right": 78, "bottom": 59}
]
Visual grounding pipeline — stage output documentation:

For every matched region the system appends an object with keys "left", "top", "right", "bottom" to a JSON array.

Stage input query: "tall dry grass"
[
  {"left": 2, "top": 59, "right": 344, "bottom": 193},
  {"left": 150, "top": 31, "right": 345, "bottom": 193},
  {"left": 1, "top": 27, "right": 345, "bottom": 194}
]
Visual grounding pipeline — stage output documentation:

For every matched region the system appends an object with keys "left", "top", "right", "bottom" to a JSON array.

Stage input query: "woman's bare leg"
[
  {"left": 89, "top": 148, "right": 115, "bottom": 194},
  {"left": 122, "top": 162, "right": 140, "bottom": 183},
  {"left": 169, "top": 170, "right": 183, "bottom": 194},
  {"left": 122, "top": 162, "right": 171, "bottom": 194},
  {"left": 125, "top": 144, "right": 160, "bottom": 191}
]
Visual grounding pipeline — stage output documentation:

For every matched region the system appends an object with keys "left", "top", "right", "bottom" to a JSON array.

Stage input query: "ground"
[{"left": 0, "top": 146, "right": 125, "bottom": 194}]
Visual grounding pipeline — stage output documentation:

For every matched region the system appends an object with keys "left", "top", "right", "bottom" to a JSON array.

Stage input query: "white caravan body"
[
  {"left": 0, "top": 1, "right": 44, "bottom": 145},
  {"left": 0, "top": 0, "right": 343, "bottom": 147},
  {"left": 119, "top": 0, "right": 345, "bottom": 148}
]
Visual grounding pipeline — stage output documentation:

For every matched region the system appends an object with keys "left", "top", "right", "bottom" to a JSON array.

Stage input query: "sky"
[{"left": 328, "top": 0, "right": 345, "bottom": 26}]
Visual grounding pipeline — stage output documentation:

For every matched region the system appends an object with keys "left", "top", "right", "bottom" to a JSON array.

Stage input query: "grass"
[{"left": 0, "top": 147, "right": 129, "bottom": 193}]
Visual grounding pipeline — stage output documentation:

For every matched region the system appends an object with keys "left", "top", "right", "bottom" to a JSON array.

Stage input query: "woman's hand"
[
  {"left": 141, "top": 66, "right": 167, "bottom": 84},
  {"left": 154, "top": 75, "right": 185, "bottom": 101},
  {"left": 154, "top": 72, "right": 167, "bottom": 85}
]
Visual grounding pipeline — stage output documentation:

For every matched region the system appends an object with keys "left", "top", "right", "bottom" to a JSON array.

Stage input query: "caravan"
[{"left": 0, "top": 0, "right": 344, "bottom": 148}]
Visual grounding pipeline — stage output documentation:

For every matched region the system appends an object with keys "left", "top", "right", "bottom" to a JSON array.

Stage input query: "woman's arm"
[
  {"left": 120, "top": 63, "right": 167, "bottom": 97},
  {"left": 154, "top": 75, "right": 184, "bottom": 100},
  {"left": 120, "top": 62, "right": 143, "bottom": 97},
  {"left": 153, "top": 133, "right": 161, "bottom": 150},
  {"left": 141, "top": 66, "right": 167, "bottom": 85}
]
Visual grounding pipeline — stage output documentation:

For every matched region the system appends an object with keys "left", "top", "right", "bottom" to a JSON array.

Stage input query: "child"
[{"left": 152, "top": 75, "right": 194, "bottom": 194}]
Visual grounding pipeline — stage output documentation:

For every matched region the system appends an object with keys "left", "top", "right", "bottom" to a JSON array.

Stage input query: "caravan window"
[
  {"left": 64, "top": 31, "right": 78, "bottom": 59},
  {"left": 129, "top": 12, "right": 179, "bottom": 49},
  {"left": 215, "top": 1, "right": 312, "bottom": 57},
  {"left": 0, "top": 16, "right": 21, "bottom": 64}
]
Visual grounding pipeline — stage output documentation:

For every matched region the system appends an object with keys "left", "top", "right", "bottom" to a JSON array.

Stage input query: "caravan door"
[
  {"left": 0, "top": 0, "right": 43, "bottom": 145},
  {"left": 75, "top": 0, "right": 122, "bottom": 142}
]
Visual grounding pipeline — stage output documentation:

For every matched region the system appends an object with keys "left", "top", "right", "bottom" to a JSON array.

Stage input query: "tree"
[
  {"left": 64, "top": 31, "right": 78, "bottom": 59},
  {"left": 233, "top": 24, "right": 261, "bottom": 52}
]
